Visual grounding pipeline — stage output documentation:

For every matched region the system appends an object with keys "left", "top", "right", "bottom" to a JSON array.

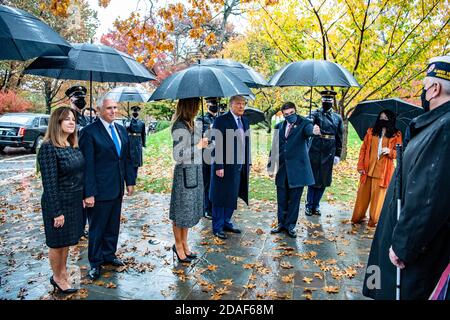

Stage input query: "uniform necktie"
[{"left": 109, "top": 124, "right": 121, "bottom": 156}]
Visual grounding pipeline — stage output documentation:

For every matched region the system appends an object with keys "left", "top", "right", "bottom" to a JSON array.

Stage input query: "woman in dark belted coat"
[
  {"left": 363, "top": 99, "right": 450, "bottom": 300},
  {"left": 38, "top": 107, "right": 84, "bottom": 294}
]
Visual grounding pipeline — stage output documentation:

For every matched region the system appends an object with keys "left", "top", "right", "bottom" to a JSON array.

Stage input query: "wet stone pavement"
[{"left": 0, "top": 175, "right": 374, "bottom": 300}]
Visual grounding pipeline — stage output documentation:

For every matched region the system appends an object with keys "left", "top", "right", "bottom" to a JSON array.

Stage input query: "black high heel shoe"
[
  {"left": 50, "top": 276, "right": 78, "bottom": 294},
  {"left": 172, "top": 245, "right": 192, "bottom": 263}
]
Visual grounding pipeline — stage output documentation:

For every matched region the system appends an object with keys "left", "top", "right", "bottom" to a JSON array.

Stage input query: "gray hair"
[
  {"left": 229, "top": 95, "right": 246, "bottom": 105},
  {"left": 96, "top": 94, "right": 118, "bottom": 109}
]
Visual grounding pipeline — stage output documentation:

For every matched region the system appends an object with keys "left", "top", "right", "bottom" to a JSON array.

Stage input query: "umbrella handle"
[{"left": 201, "top": 98, "right": 204, "bottom": 138}]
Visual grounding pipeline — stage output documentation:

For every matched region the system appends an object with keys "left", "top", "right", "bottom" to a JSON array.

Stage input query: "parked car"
[{"left": 0, "top": 113, "right": 49, "bottom": 153}]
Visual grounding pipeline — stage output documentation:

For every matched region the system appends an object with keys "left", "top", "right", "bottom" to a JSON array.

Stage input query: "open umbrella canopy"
[
  {"left": 105, "top": 86, "right": 151, "bottom": 102},
  {"left": 148, "top": 64, "right": 253, "bottom": 101},
  {"left": 349, "top": 98, "right": 424, "bottom": 140},
  {"left": 269, "top": 60, "right": 360, "bottom": 88},
  {"left": 0, "top": 4, "right": 71, "bottom": 60},
  {"left": 199, "top": 58, "right": 270, "bottom": 88},
  {"left": 244, "top": 107, "right": 266, "bottom": 125},
  {"left": 23, "top": 43, "right": 156, "bottom": 83}
]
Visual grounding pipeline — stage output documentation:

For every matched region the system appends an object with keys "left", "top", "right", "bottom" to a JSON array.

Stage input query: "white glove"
[{"left": 333, "top": 156, "right": 340, "bottom": 165}]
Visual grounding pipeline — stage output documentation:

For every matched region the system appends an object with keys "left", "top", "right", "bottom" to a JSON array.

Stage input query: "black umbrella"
[
  {"left": 0, "top": 4, "right": 71, "bottom": 60},
  {"left": 269, "top": 59, "right": 361, "bottom": 114},
  {"left": 24, "top": 43, "right": 156, "bottom": 118},
  {"left": 244, "top": 107, "right": 265, "bottom": 125},
  {"left": 349, "top": 98, "right": 424, "bottom": 140},
  {"left": 148, "top": 64, "right": 252, "bottom": 101},
  {"left": 199, "top": 58, "right": 270, "bottom": 88},
  {"left": 149, "top": 63, "right": 253, "bottom": 133}
]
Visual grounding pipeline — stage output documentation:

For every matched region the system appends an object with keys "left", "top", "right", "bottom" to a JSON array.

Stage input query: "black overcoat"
[
  {"left": 209, "top": 112, "right": 251, "bottom": 209},
  {"left": 268, "top": 116, "right": 315, "bottom": 188}
]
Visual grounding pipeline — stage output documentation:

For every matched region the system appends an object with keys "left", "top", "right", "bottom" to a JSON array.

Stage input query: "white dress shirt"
[{"left": 99, "top": 117, "right": 122, "bottom": 149}]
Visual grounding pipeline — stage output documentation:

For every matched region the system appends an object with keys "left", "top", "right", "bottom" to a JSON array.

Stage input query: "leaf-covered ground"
[{"left": 0, "top": 176, "right": 373, "bottom": 300}]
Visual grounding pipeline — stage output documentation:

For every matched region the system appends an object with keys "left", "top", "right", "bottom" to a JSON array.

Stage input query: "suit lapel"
[
  {"left": 281, "top": 121, "right": 288, "bottom": 141},
  {"left": 226, "top": 111, "right": 238, "bottom": 130}
]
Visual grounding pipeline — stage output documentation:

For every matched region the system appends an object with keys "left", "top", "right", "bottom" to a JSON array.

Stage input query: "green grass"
[{"left": 138, "top": 124, "right": 363, "bottom": 205}]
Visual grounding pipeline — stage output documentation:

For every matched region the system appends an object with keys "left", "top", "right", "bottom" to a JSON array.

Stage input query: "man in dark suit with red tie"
[
  {"left": 79, "top": 96, "right": 136, "bottom": 280},
  {"left": 209, "top": 95, "right": 251, "bottom": 240},
  {"left": 268, "top": 102, "right": 321, "bottom": 238}
]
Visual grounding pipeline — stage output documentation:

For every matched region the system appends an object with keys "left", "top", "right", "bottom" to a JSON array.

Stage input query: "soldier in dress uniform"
[
  {"left": 196, "top": 97, "right": 219, "bottom": 219},
  {"left": 305, "top": 90, "right": 343, "bottom": 216},
  {"left": 124, "top": 106, "right": 146, "bottom": 178},
  {"left": 65, "top": 85, "right": 89, "bottom": 129}
]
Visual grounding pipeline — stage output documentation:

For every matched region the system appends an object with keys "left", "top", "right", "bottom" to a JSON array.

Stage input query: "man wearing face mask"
[
  {"left": 196, "top": 98, "right": 219, "bottom": 219},
  {"left": 363, "top": 55, "right": 450, "bottom": 300},
  {"left": 267, "top": 102, "right": 321, "bottom": 238},
  {"left": 306, "top": 90, "right": 343, "bottom": 216},
  {"left": 125, "top": 106, "right": 146, "bottom": 179},
  {"left": 65, "top": 86, "right": 89, "bottom": 129}
]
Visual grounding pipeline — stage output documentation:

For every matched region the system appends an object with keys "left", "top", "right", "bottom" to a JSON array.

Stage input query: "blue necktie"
[{"left": 109, "top": 124, "right": 121, "bottom": 156}]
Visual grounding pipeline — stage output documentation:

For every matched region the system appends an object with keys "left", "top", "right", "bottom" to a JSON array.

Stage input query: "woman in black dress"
[{"left": 38, "top": 107, "right": 85, "bottom": 293}]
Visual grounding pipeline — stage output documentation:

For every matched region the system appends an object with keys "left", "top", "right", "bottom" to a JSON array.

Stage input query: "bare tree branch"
[{"left": 352, "top": 0, "right": 371, "bottom": 74}]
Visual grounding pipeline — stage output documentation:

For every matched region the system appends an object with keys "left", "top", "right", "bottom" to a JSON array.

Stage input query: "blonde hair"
[
  {"left": 172, "top": 98, "right": 200, "bottom": 131},
  {"left": 44, "top": 107, "right": 79, "bottom": 148}
]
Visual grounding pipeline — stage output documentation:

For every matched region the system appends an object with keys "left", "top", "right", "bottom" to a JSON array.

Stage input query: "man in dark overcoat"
[
  {"left": 197, "top": 98, "right": 219, "bottom": 220},
  {"left": 363, "top": 55, "right": 450, "bottom": 300},
  {"left": 306, "top": 90, "right": 343, "bottom": 216},
  {"left": 209, "top": 95, "right": 251, "bottom": 240},
  {"left": 268, "top": 102, "right": 321, "bottom": 238}
]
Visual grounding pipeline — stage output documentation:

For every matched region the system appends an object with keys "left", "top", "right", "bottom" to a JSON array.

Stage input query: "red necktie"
[{"left": 285, "top": 123, "right": 292, "bottom": 138}]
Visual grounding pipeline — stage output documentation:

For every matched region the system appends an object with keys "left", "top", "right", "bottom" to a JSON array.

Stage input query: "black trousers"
[
  {"left": 276, "top": 174, "right": 304, "bottom": 231},
  {"left": 87, "top": 196, "right": 123, "bottom": 268}
]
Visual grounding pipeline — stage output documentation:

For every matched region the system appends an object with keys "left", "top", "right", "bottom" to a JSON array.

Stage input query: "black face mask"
[
  {"left": 132, "top": 112, "right": 139, "bottom": 118},
  {"left": 322, "top": 102, "right": 333, "bottom": 111},
  {"left": 73, "top": 98, "right": 86, "bottom": 109},
  {"left": 285, "top": 113, "right": 297, "bottom": 124},
  {"left": 208, "top": 105, "right": 218, "bottom": 113},
  {"left": 378, "top": 119, "right": 390, "bottom": 127},
  {"left": 420, "top": 88, "right": 430, "bottom": 112}
]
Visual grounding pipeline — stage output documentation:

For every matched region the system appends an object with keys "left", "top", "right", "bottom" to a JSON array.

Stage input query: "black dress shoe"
[
  {"left": 105, "top": 258, "right": 125, "bottom": 267},
  {"left": 270, "top": 225, "right": 284, "bottom": 234},
  {"left": 88, "top": 267, "right": 101, "bottom": 280},
  {"left": 287, "top": 229, "right": 297, "bottom": 238},
  {"left": 313, "top": 208, "right": 321, "bottom": 216},
  {"left": 305, "top": 207, "right": 313, "bottom": 216},
  {"left": 214, "top": 232, "right": 227, "bottom": 239},
  {"left": 223, "top": 226, "right": 241, "bottom": 234}
]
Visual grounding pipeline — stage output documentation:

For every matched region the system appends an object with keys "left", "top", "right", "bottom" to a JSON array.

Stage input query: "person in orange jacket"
[{"left": 351, "top": 110, "right": 402, "bottom": 227}]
